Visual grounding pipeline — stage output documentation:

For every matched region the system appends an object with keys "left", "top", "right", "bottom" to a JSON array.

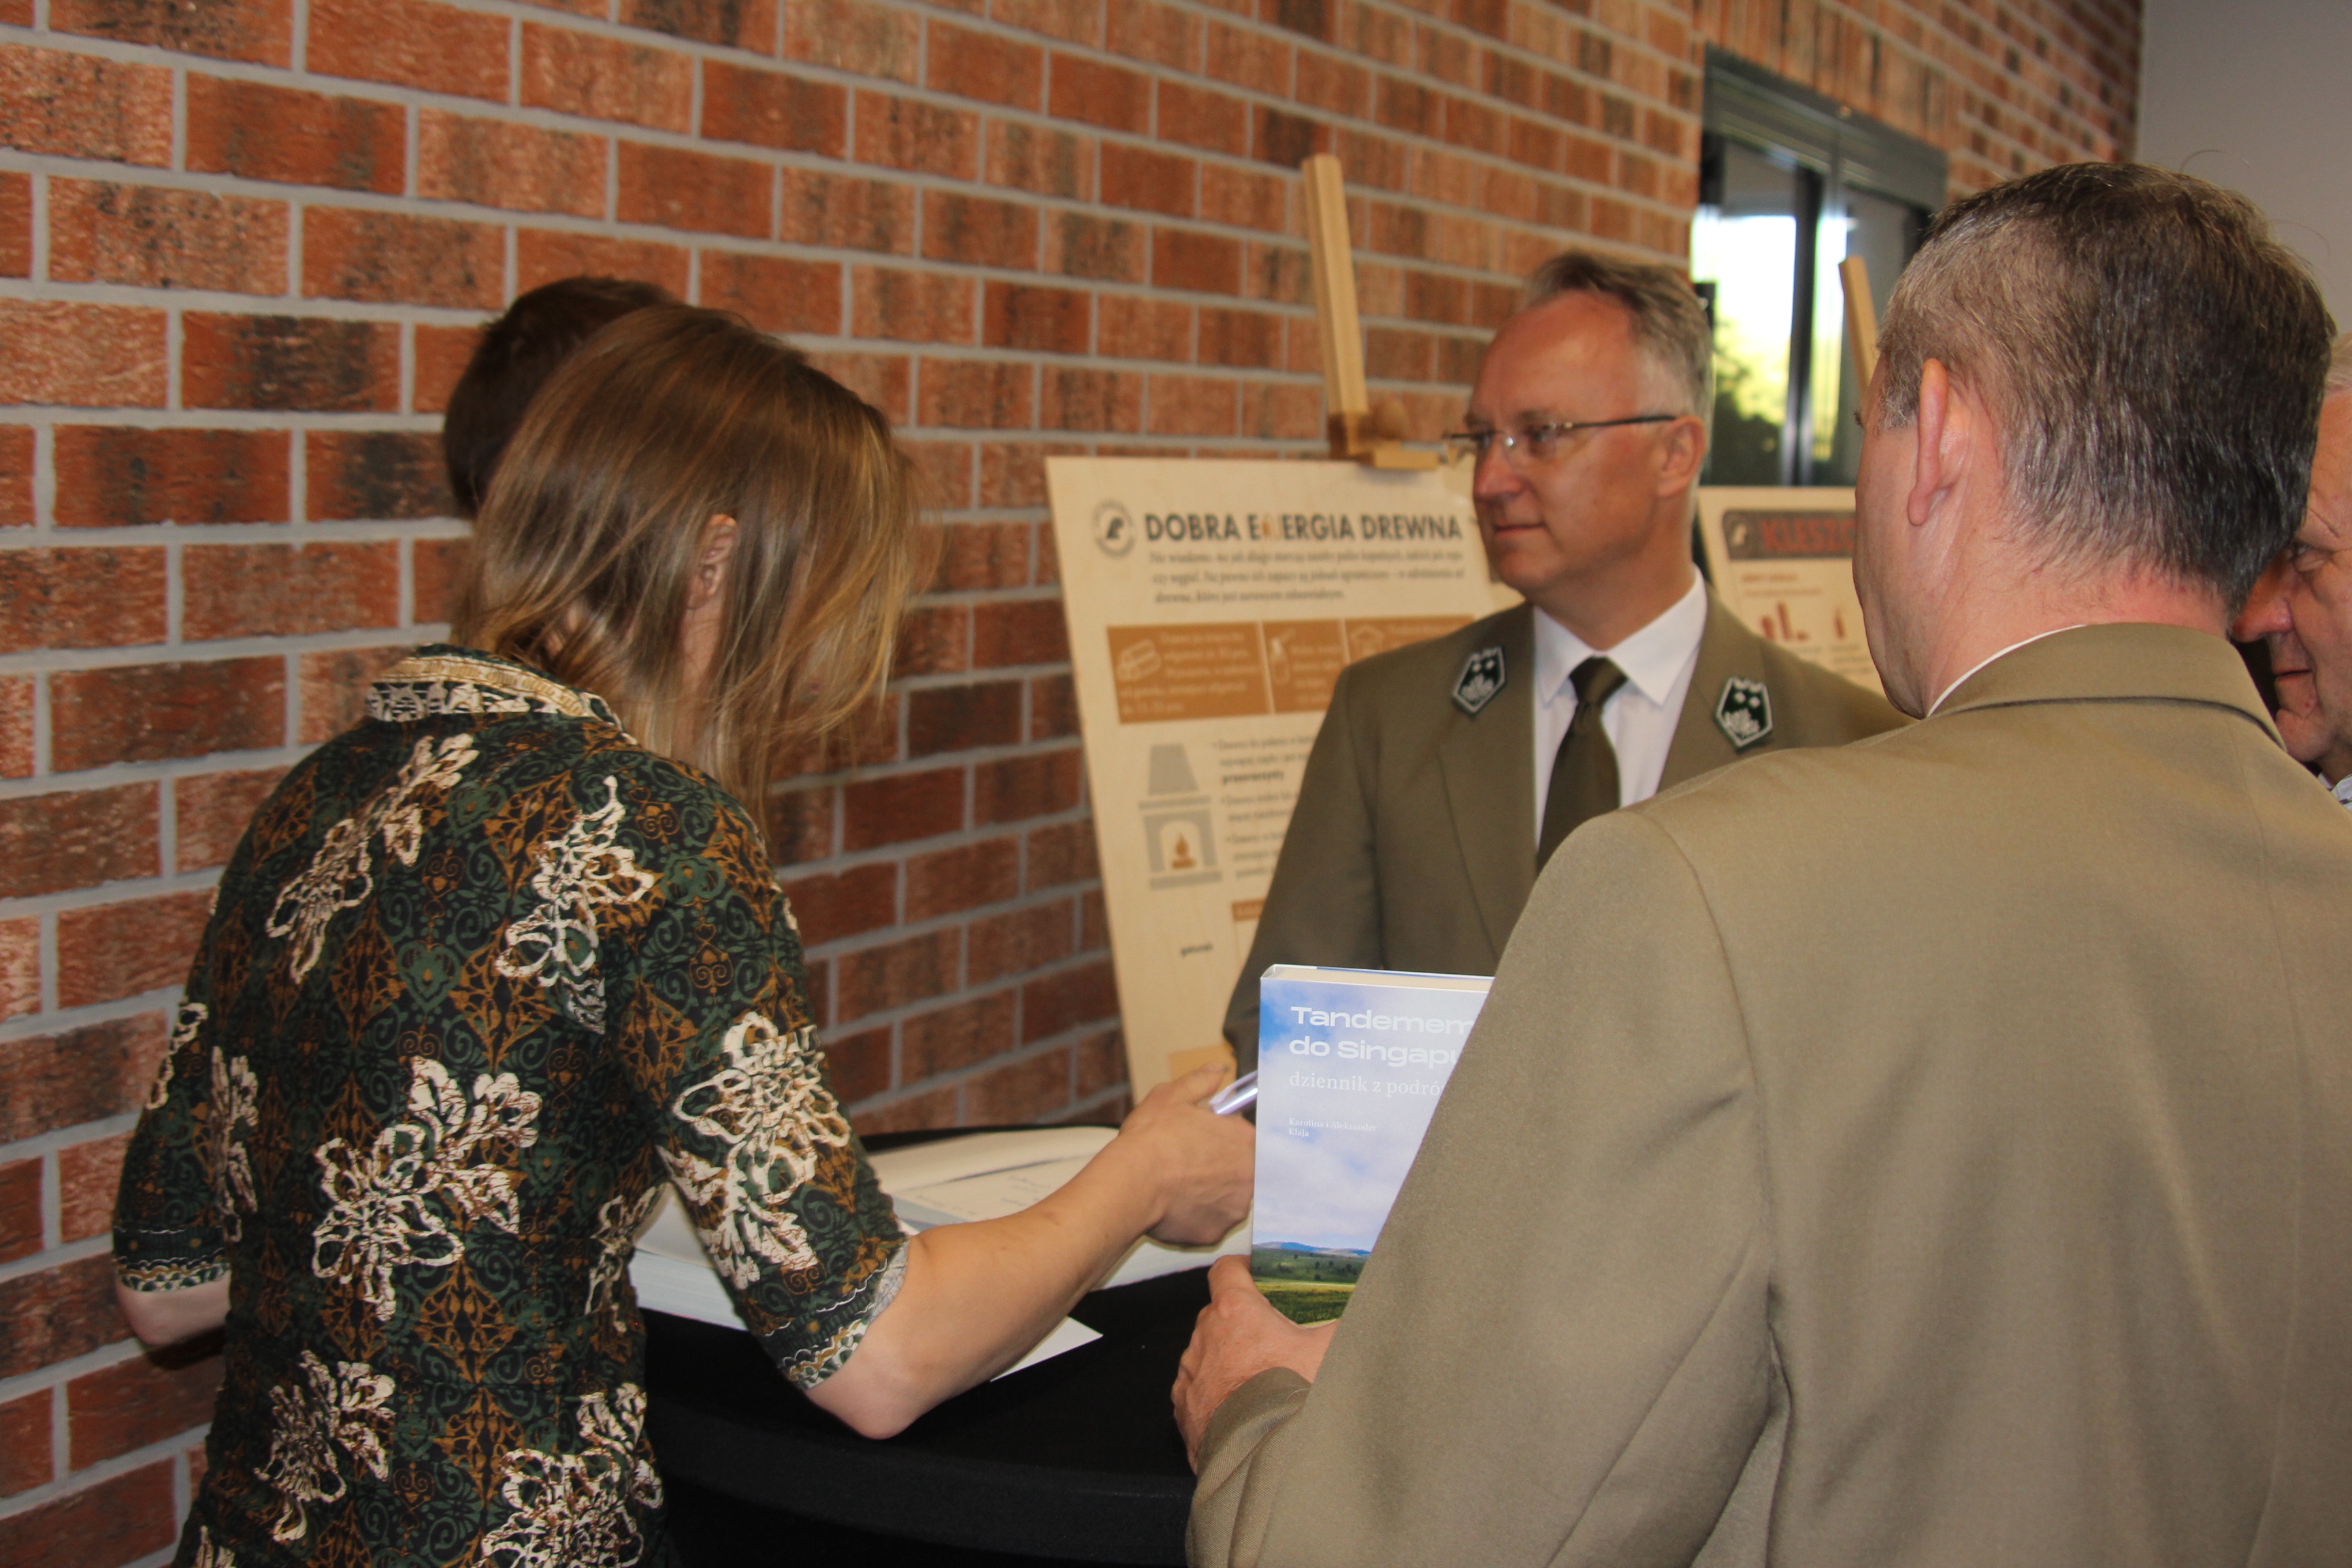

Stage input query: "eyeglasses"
[{"left": 1443, "top": 414, "right": 1679, "bottom": 468}]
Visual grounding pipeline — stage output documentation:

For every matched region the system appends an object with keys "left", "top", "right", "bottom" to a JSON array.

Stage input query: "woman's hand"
[{"left": 1101, "top": 1062, "right": 1256, "bottom": 1246}]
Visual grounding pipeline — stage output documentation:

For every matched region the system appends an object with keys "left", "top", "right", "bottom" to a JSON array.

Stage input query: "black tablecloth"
[{"left": 645, "top": 1181, "right": 1211, "bottom": 1567}]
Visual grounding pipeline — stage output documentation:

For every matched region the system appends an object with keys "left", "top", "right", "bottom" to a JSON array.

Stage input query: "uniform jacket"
[
  {"left": 1222, "top": 593, "right": 1904, "bottom": 1062},
  {"left": 1191, "top": 624, "right": 2352, "bottom": 1567}
]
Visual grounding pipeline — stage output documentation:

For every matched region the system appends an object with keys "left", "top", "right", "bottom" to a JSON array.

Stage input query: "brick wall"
[{"left": 0, "top": 0, "right": 2134, "bottom": 1552}]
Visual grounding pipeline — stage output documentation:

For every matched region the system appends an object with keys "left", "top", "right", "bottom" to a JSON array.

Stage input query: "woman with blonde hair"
[{"left": 112, "top": 305, "right": 1252, "bottom": 1567}]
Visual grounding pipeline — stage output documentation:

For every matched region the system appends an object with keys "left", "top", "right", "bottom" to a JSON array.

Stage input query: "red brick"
[
  {"left": 1199, "top": 307, "right": 1281, "bottom": 369},
  {"left": 0, "top": 1454, "right": 176, "bottom": 1563},
  {"left": 908, "top": 680, "right": 1021, "bottom": 756},
  {"left": 1029, "top": 673, "right": 1078, "bottom": 740},
  {"left": 919, "top": 360, "right": 1034, "bottom": 430},
  {"left": 1205, "top": 20, "right": 1289, "bottom": 95},
  {"left": 975, "top": 600, "right": 1069, "bottom": 668},
  {"left": 1102, "top": 143, "right": 1195, "bottom": 218},
  {"left": 306, "top": 431, "right": 453, "bottom": 521},
  {"left": 414, "top": 537, "right": 468, "bottom": 623},
  {"left": 1297, "top": 49, "right": 1369, "bottom": 117},
  {"left": 0, "top": 1389, "right": 46, "bottom": 1496},
  {"left": 976, "top": 749, "right": 1081, "bottom": 821},
  {"left": 1046, "top": 52, "right": 1149, "bottom": 132},
  {"left": 0, "top": 1159, "right": 37, "bottom": 1265},
  {"left": 55, "top": 892, "right": 208, "bottom": 1011},
  {"left": 904, "top": 439, "right": 975, "bottom": 510},
  {"left": 1040, "top": 366, "right": 1142, "bottom": 431},
  {"left": 620, "top": 0, "right": 777, "bottom": 48},
  {"left": 515, "top": 231, "right": 692, "bottom": 297},
  {"left": 986, "top": 122, "right": 1093, "bottom": 201},
  {"left": 1, "top": 1011, "right": 163, "bottom": 1146},
  {"left": 821, "top": 1026, "right": 892, "bottom": 1104},
  {"left": 1107, "top": 0, "right": 1198, "bottom": 69},
  {"left": 521, "top": 22, "right": 693, "bottom": 132},
  {"left": 308, "top": 0, "right": 506, "bottom": 100},
  {"left": 0, "top": 43, "right": 172, "bottom": 165},
  {"left": 0, "top": 549, "right": 166, "bottom": 654},
  {"left": 781, "top": 169, "right": 915, "bottom": 254},
  {"left": 766, "top": 785, "right": 837, "bottom": 865},
  {"left": 0, "top": 679, "right": 29, "bottom": 779},
  {"left": 0, "top": 301, "right": 166, "bottom": 408},
  {"left": 1244, "top": 240, "right": 1311, "bottom": 306},
  {"left": 809, "top": 352, "right": 912, "bottom": 423},
  {"left": 783, "top": 0, "right": 919, "bottom": 83},
  {"left": 853, "top": 267, "right": 975, "bottom": 344},
  {"left": 617, "top": 143, "right": 772, "bottom": 239},
  {"left": 56, "top": 0, "right": 289, "bottom": 60},
  {"left": 702, "top": 61, "right": 845, "bottom": 155},
  {"left": 853, "top": 92, "right": 979, "bottom": 179},
  {"left": 905, "top": 837, "right": 1019, "bottom": 920},
  {"left": 174, "top": 767, "right": 284, "bottom": 873},
  {"left": 936, "top": 519, "right": 1033, "bottom": 587},
  {"left": 50, "top": 658, "right": 284, "bottom": 772},
  {"left": 68, "top": 1354, "right": 226, "bottom": 1471},
  {"left": 1202, "top": 163, "right": 1288, "bottom": 231},
  {"left": 184, "top": 74, "right": 404, "bottom": 193},
  {"left": 897, "top": 603, "right": 971, "bottom": 676},
  {"left": 966, "top": 1044, "right": 1074, "bottom": 1120},
  {"left": 0, "top": 169, "right": 28, "bottom": 278},
  {"left": 0, "top": 785, "right": 157, "bottom": 899},
  {"left": 58, "top": 1132, "right": 131, "bottom": 1243},
  {"left": 0, "top": 915, "right": 33, "bottom": 1019},
  {"left": 1022, "top": 958, "right": 1119, "bottom": 1042},
  {"left": 777, "top": 864, "right": 897, "bottom": 943},
  {"left": 54, "top": 427, "right": 291, "bottom": 527},
  {"left": 182, "top": 313, "right": 397, "bottom": 412},
  {"left": 924, "top": 191, "right": 1039, "bottom": 270},
  {"left": 834, "top": 928, "right": 960, "bottom": 1021},
  {"left": 901, "top": 990, "right": 1017, "bottom": 1079},
  {"left": 926, "top": 22, "right": 1043, "bottom": 108},
  {"left": 1026, "top": 817, "right": 1098, "bottom": 887},
  {"left": 695, "top": 252, "right": 838, "bottom": 337},
  {"left": 418, "top": 111, "right": 606, "bottom": 218},
  {"left": 1256, "top": 105, "right": 1324, "bottom": 166},
  {"left": 298, "top": 644, "right": 407, "bottom": 744},
  {"left": 1099, "top": 295, "right": 1192, "bottom": 361},
  {"left": 1154, "top": 229, "right": 1243, "bottom": 295},
  {"left": 843, "top": 768, "right": 964, "bottom": 851},
  {"left": 1243, "top": 379, "right": 1321, "bottom": 440},
  {"left": 962, "top": 899, "right": 1071, "bottom": 984},
  {"left": 995, "top": 0, "right": 1099, "bottom": 45},
  {"left": 181, "top": 542, "right": 399, "bottom": 642},
  {"left": 855, "top": 1083, "right": 958, "bottom": 1133},
  {"left": 48, "top": 178, "right": 284, "bottom": 294},
  {"left": 1045, "top": 211, "right": 1145, "bottom": 283},
  {"left": 412, "top": 325, "right": 476, "bottom": 415},
  {"left": 302, "top": 208, "right": 502, "bottom": 309},
  {"left": 1075, "top": 1027, "right": 1126, "bottom": 1100},
  {"left": 1158, "top": 81, "right": 1250, "bottom": 156}
]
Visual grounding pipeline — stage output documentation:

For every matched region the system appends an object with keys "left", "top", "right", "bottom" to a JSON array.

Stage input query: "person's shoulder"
[
  {"left": 1734, "top": 624, "right": 1908, "bottom": 742},
  {"left": 563, "top": 734, "right": 774, "bottom": 883},
  {"left": 1341, "top": 602, "right": 1525, "bottom": 700}
]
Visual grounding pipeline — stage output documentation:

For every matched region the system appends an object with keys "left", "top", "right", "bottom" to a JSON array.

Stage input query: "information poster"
[
  {"left": 1696, "top": 487, "right": 1883, "bottom": 696},
  {"left": 1047, "top": 457, "right": 1511, "bottom": 1096}
]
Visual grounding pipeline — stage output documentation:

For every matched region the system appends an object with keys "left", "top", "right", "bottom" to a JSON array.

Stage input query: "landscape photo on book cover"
[{"left": 1252, "top": 967, "right": 1489, "bottom": 1324}]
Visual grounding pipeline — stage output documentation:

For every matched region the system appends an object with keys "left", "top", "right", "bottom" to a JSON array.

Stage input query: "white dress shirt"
[{"left": 1531, "top": 574, "right": 1710, "bottom": 840}]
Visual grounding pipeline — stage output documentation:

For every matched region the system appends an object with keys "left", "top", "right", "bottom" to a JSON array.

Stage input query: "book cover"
[{"left": 1252, "top": 964, "right": 1492, "bottom": 1323}]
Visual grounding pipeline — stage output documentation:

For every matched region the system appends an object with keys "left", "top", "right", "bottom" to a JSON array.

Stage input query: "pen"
[{"left": 1209, "top": 1071, "right": 1258, "bottom": 1115}]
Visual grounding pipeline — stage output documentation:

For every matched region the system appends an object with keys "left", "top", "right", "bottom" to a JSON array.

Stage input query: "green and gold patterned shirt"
[{"left": 114, "top": 647, "right": 906, "bottom": 1568}]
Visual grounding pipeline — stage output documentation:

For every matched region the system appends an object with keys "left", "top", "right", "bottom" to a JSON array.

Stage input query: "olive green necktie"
[{"left": 1537, "top": 656, "right": 1628, "bottom": 870}]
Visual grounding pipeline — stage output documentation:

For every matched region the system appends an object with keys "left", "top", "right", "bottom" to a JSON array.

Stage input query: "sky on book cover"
[{"left": 1255, "top": 974, "right": 1488, "bottom": 1254}]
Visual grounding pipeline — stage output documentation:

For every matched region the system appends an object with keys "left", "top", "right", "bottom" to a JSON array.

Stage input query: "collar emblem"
[
  {"left": 1714, "top": 676, "right": 1773, "bottom": 749},
  {"left": 1451, "top": 645, "right": 1507, "bottom": 717}
]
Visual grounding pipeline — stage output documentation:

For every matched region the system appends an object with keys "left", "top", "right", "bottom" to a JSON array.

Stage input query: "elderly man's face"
[{"left": 2236, "top": 395, "right": 2352, "bottom": 781}]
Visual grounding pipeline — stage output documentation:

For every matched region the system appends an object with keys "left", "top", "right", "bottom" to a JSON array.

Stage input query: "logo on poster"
[{"left": 1092, "top": 500, "right": 1137, "bottom": 557}]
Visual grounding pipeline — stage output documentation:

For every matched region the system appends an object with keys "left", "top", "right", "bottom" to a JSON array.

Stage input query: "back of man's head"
[
  {"left": 442, "top": 275, "right": 676, "bottom": 518},
  {"left": 1524, "top": 249, "right": 1713, "bottom": 419},
  {"left": 1876, "top": 163, "right": 2333, "bottom": 607}
]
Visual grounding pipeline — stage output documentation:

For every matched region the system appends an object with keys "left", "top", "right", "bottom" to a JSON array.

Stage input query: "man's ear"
[
  {"left": 1654, "top": 414, "right": 1708, "bottom": 495},
  {"left": 689, "top": 515, "right": 739, "bottom": 612},
  {"left": 1906, "top": 359, "right": 1968, "bottom": 529}
]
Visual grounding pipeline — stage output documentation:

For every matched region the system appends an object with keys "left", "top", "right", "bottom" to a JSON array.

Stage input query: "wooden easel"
[
  {"left": 1838, "top": 255, "right": 1878, "bottom": 384},
  {"left": 1301, "top": 154, "right": 1439, "bottom": 470}
]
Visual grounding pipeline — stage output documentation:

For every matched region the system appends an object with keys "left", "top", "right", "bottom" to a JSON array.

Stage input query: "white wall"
[{"left": 2139, "top": 0, "right": 2352, "bottom": 319}]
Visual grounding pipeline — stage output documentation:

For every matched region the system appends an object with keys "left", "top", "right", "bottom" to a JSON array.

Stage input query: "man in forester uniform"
[{"left": 1221, "top": 249, "right": 1901, "bottom": 1066}]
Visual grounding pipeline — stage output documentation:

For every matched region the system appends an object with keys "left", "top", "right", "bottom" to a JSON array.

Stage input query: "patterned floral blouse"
[{"left": 114, "top": 647, "right": 907, "bottom": 1568}]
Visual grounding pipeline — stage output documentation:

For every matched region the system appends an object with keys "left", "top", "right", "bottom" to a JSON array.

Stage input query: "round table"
[{"left": 646, "top": 1134, "right": 1211, "bottom": 1567}]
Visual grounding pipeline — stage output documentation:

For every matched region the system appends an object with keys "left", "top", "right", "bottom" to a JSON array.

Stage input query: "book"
[{"left": 1251, "top": 964, "right": 1492, "bottom": 1324}]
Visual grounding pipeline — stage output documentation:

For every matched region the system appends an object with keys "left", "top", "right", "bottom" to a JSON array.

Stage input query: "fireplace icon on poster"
[{"left": 1141, "top": 743, "right": 1221, "bottom": 889}]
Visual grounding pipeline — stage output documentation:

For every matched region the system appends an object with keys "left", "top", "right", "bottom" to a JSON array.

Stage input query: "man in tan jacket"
[
  {"left": 1178, "top": 163, "right": 2352, "bottom": 1565},
  {"left": 1222, "top": 252, "right": 1900, "bottom": 1066}
]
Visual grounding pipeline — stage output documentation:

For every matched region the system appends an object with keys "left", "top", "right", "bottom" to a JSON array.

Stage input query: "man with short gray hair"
[
  {"left": 1220, "top": 248, "right": 1899, "bottom": 1064},
  {"left": 2234, "top": 331, "right": 2352, "bottom": 805},
  {"left": 1180, "top": 164, "right": 2352, "bottom": 1566}
]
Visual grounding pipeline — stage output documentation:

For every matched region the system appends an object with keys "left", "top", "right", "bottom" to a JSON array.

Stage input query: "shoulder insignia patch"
[
  {"left": 1451, "top": 645, "right": 1507, "bottom": 717},
  {"left": 1714, "top": 676, "right": 1772, "bottom": 749}
]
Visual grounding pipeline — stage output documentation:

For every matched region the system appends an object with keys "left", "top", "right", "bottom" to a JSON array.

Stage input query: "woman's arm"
[
  {"left": 115, "top": 1277, "right": 229, "bottom": 1349},
  {"left": 806, "top": 1063, "right": 1253, "bottom": 1438}
]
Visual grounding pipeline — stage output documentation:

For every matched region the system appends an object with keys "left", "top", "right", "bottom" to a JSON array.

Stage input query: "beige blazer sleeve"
[{"left": 1191, "top": 809, "right": 1778, "bottom": 1568}]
